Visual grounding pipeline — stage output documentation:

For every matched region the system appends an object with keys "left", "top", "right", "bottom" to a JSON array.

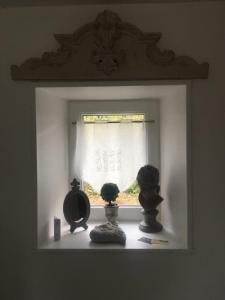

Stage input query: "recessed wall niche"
[{"left": 36, "top": 84, "right": 189, "bottom": 250}]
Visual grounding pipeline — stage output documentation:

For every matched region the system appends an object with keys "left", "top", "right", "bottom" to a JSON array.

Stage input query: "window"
[
  {"left": 69, "top": 99, "right": 160, "bottom": 219},
  {"left": 77, "top": 113, "right": 146, "bottom": 206}
]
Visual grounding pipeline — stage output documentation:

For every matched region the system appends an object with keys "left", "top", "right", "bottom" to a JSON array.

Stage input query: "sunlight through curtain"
[{"left": 74, "top": 122, "right": 147, "bottom": 193}]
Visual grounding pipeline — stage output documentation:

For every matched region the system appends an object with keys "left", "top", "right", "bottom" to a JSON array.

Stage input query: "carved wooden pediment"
[{"left": 11, "top": 10, "right": 209, "bottom": 81}]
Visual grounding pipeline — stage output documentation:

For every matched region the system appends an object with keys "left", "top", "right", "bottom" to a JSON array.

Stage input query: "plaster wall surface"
[
  {"left": 160, "top": 86, "right": 187, "bottom": 243},
  {"left": 0, "top": 2, "right": 225, "bottom": 300},
  {"left": 36, "top": 89, "right": 69, "bottom": 246}
]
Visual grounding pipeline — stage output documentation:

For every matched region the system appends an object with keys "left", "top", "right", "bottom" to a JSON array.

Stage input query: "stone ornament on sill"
[
  {"left": 90, "top": 222, "right": 126, "bottom": 245},
  {"left": 89, "top": 182, "right": 126, "bottom": 245},
  {"left": 100, "top": 182, "right": 120, "bottom": 224},
  {"left": 137, "top": 165, "right": 163, "bottom": 233}
]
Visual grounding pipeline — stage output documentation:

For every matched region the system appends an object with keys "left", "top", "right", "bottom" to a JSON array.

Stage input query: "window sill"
[{"left": 38, "top": 222, "right": 188, "bottom": 251}]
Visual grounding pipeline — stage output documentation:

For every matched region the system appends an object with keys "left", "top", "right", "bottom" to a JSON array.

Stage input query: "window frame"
[{"left": 68, "top": 99, "right": 160, "bottom": 221}]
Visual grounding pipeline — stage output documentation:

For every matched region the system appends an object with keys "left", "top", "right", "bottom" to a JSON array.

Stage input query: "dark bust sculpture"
[{"left": 137, "top": 165, "right": 163, "bottom": 233}]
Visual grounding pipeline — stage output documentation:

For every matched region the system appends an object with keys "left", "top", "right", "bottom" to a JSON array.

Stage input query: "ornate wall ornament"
[
  {"left": 11, "top": 10, "right": 209, "bottom": 81},
  {"left": 90, "top": 10, "right": 126, "bottom": 75}
]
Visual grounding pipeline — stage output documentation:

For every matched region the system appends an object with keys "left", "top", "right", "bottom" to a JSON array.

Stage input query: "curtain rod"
[{"left": 72, "top": 120, "right": 155, "bottom": 125}]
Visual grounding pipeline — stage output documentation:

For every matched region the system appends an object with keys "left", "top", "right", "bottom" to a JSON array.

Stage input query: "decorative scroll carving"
[
  {"left": 90, "top": 10, "right": 125, "bottom": 75},
  {"left": 11, "top": 10, "right": 209, "bottom": 81}
]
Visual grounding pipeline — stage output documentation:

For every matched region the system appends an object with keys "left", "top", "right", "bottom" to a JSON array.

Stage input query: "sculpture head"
[
  {"left": 137, "top": 165, "right": 160, "bottom": 192},
  {"left": 137, "top": 165, "right": 162, "bottom": 210}
]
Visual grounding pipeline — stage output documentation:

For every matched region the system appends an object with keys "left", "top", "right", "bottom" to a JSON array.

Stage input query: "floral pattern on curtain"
[{"left": 74, "top": 122, "right": 147, "bottom": 193}]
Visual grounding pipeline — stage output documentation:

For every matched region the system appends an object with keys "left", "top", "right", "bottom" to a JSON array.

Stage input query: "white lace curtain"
[{"left": 74, "top": 122, "right": 147, "bottom": 193}]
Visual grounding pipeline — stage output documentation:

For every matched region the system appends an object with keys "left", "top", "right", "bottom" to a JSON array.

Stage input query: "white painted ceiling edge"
[
  {"left": 37, "top": 84, "right": 187, "bottom": 101},
  {"left": 1, "top": 0, "right": 224, "bottom": 8}
]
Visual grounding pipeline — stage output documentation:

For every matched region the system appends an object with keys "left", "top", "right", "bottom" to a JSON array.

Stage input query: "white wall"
[
  {"left": 36, "top": 89, "right": 69, "bottom": 246},
  {"left": 160, "top": 85, "right": 187, "bottom": 246},
  {"left": 0, "top": 3, "right": 225, "bottom": 300}
]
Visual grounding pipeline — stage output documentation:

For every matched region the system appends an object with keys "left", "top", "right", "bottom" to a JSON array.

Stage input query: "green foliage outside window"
[
  {"left": 125, "top": 181, "right": 140, "bottom": 194},
  {"left": 84, "top": 181, "right": 140, "bottom": 205}
]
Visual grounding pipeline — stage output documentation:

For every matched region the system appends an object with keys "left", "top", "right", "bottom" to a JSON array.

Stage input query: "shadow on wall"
[
  {"left": 165, "top": 164, "right": 187, "bottom": 241},
  {"left": 38, "top": 222, "right": 50, "bottom": 247}
]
